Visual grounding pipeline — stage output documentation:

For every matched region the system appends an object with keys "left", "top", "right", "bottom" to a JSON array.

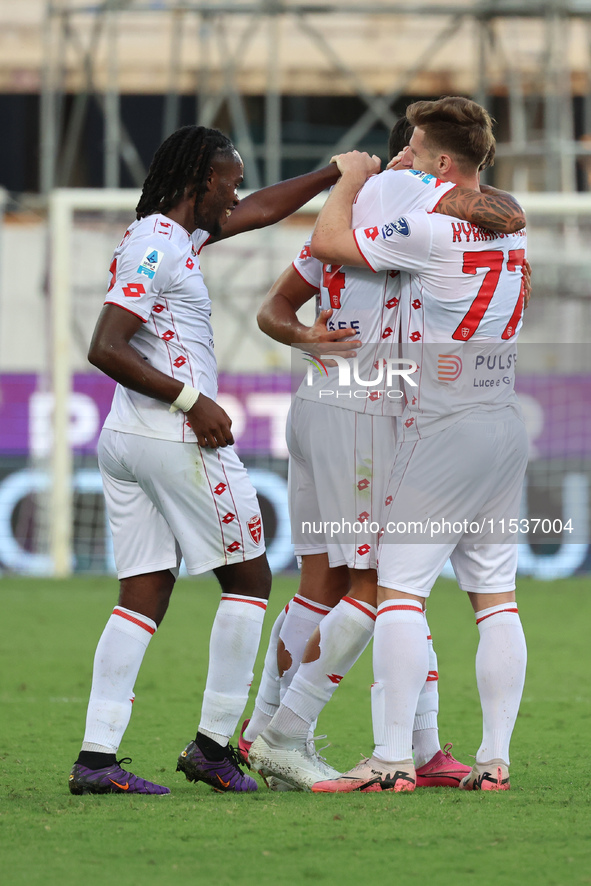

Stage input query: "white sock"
[
  {"left": 412, "top": 613, "right": 441, "bottom": 767},
  {"left": 372, "top": 600, "right": 428, "bottom": 765},
  {"left": 474, "top": 602, "right": 527, "bottom": 765},
  {"left": 199, "top": 594, "right": 267, "bottom": 745},
  {"left": 242, "top": 603, "right": 288, "bottom": 743},
  {"left": 81, "top": 606, "right": 156, "bottom": 753},
  {"left": 269, "top": 596, "right": 376, "bottom": 741},
  {"left": 278, "top": 594, "right": 332, "bottom": 700}
]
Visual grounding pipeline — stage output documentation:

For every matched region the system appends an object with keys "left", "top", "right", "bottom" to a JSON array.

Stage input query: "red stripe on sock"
[
  {"left": 293, "top": 595, "right": 331, "bottom": 615},
  {"left": 342, "top": 596, "right": 376, "bottom": 621},
  {"left": 113, "top": 608, "right": 155, "bottom": 635},
  {"left": 220, "top": 595, "right": 267, "bottom": 610},
  {"left": 378, "top": 603, "right": 423, "bottom": 617},
  {"left": 476, "top": 607, "right": 519, "bottom": 625}
]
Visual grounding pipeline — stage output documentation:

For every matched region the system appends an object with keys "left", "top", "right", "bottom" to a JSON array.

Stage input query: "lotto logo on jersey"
[
  {"left": 437, "top": 354, "right": 463, "bottom": 382},
  {"left": 382, "top": 217, "right": 410, "bottom": 238},
  {"left": 247, "top": 515, "right": 262, "bottom": 545},
  {"left": 137, "top": 248, "right": 163, "bottom": 279},
  {"left": 122, "top": 283, "right": 146, "bottom": 298}
]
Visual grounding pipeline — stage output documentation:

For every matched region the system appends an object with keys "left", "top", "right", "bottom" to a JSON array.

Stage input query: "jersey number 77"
[{"left": 452, "top": 249, "right": 525, "bottom": 341}]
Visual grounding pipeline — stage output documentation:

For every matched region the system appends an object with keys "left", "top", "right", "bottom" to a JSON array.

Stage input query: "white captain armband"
[{"left": 169, "top": 384, "right": 200, "bottom": 413}]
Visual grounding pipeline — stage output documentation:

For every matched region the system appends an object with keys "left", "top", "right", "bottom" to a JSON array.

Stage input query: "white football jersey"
[
  {"left": 102, "top": 214, "right": 215, "bottom": 442},
  {"left": 293, "top": 169, "right": 456, "bottom": 415},
  {"left": 354, "top": 209, "right": 527, "bottom": 437}
]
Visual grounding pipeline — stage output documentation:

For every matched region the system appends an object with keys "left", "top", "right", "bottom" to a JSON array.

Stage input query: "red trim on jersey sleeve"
[
  {"left": 428, "top": 182, "right": 457, "bottom": 213},
  {"left": 197, "top": 234, "right": 212, "bottom": 254},
  {"left": 352, "top": 229, "right": 378, "bottom": 273},
  {"left": 104, "top": 301, "right": 148, "bottom": 323},
  {"left": 291, "top": 261, "right": 320, "bottom": 290}
]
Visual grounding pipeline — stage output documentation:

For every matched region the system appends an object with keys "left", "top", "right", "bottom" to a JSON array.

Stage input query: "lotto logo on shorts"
[
  {"left": 186, "top": 258, "right": 194, "bottom": 270},
  {"left": 248, "top": 515, "right": 262, "bottom": 545},
  {"left": 226, "top": 541, "right": 241, "bottom": 553},
  {"left": 357, "top": 479, "right": 370, "bottom": 491},
  {"left": 214, "top": 483, "right": 226, "bottom": 495},
  {"left": 358, "top": 512, "right": 369, "bottom": 522},
  {"left": 222, "top": 512, "right": 235, "bottom": 524},
  {"left": 357, "top": 544, "right": 371, "bottom": 556},
  {"left": 385, "top": 297, "right": 399, "bottom": 309}
]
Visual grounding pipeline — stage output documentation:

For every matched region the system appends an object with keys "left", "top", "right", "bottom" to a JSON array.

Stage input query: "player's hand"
[
  {"left": 522, "top": 259, "right": 532, "bottom": 309},
  {"left": 294, "top": 308, "right": 360, "bottom": 360},
  {"left": 186, "top": 394, "right": 234, "bottom": 448},
  {"left": 329, "top": 150, "right": 381, "bottom": 181},
  {"left": 386, "top": 145, "right": 413, "bottom": 171}
]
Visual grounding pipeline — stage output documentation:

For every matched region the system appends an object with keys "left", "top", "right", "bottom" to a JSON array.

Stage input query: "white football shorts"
[
  {"left": 377, "top": 408, "right": 528, "bottom": 597},
  {"left": 98, "top": 429, "right": 265, "bottom": 579},
  {"left": 288, "top": 397, "right": 398, "bottom": 570}
]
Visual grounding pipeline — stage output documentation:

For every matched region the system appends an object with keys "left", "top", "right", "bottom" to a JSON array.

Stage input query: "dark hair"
[
  {"left": 135, "top": 125, "right": 236, "bottom": 219},
  {"left": 406, "top": 96, "right": 495, "bottom": 172},
  {"left": 388, "top": 116, "right": 413, "bottom": 160}
]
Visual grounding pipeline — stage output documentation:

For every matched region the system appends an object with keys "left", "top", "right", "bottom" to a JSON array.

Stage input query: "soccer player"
[
  {"left": 245, "top": 115, "right": 527, "bottom": 790},
  {"left": 68, "top": 125, "right": 344, "bottom": 796},
  {"left": 309, "top": 97, "right": 528, "bottom": 793}
]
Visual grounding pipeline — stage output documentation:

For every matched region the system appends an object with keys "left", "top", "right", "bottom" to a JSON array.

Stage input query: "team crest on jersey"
[
  {"left": 137, "top": 248, "right": 163, "bottom": 280},
  {"left": 247, "top": 515, "right": 262, "bottom": 545},
  {"left": 382, "top": 217, "right": 410, "bottom": 238}
]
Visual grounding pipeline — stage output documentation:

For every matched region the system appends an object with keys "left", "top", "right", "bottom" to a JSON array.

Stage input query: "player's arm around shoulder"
[
  {"left": 434, "top": 185, "right": 526, "bottom": 234},
  {"left": 213, "top": 163, "right": 341, "bottom": 240},
  {"left": 311, "top": 151, "right": 381, "bottom": 266}
]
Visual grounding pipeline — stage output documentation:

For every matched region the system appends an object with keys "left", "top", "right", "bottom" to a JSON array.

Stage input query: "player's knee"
[{"left": 214, "top": 554, "right": 272, "bottom": 600}]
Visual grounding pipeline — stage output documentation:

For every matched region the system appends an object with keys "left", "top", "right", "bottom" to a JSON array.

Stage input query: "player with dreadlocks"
[{"left": 68, "top": 125, "right": 341, "bottom": 796}]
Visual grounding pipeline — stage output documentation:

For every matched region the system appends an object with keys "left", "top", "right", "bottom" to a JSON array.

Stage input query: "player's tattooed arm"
[
  {"left": 257, "top": 264, "right": 359, "bottom": 356},
  {"left": 434, "top": 185, "right": 526, "bottom": 234}
]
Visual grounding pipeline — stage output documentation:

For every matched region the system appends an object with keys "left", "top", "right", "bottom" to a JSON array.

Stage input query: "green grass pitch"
[{"left": 1, "top": 575, "right": 589, "bottom": 886}]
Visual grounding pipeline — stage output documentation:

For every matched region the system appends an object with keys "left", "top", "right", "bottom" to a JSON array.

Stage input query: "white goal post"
[{"left": 47, "top": 188, "right": 591, "bottom": 576}]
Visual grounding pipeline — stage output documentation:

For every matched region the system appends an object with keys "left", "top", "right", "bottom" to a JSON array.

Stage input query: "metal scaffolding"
[{"left": 40, "top": 1, "right": 591, "bottom": 193}]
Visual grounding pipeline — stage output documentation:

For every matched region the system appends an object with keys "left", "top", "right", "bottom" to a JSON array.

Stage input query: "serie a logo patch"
[{"left": 137, "top": 248, "right": 163, "bottom": 279}]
